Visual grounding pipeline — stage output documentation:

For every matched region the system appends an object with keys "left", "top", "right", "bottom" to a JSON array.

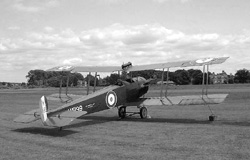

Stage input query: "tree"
[
  {"left": 188, "top": 69, "right": 202, "bottom": 85},
  {"left": 26, "top": 70, "right": 47, "bottom": 86},
  {"left": 130, "top": 70, "right": 155, "bottom": 79},
  {"left": 85, "top": 74, "right": 98, "bottom": 86},
  {"left": 173, "top": 69, "right": 191, "bottom": 85},
  {"left": 104, "top": 73, "right": 120, "bottom": 85},
  {"left": 234, "top": 69, "right": 250, "bottom": 83},
  {"left": 26, "top": 70, "right": 84, "bottom": 87}
]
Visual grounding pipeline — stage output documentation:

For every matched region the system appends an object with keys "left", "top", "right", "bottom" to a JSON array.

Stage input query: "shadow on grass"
[
  {"left": 65, "top": 116, "right": 118, "bottom": 129},
  {"left": 11, "top": 117, "right": 116, "bottom": 136},
  {"left": 76, "top": 115, "right": 250, "bottom": 127},
  {"left": 219, "top": 121, "right": 250, "bottom": 127},
  {"left": 12, "top": 116, "right": 250, "bottom": 136},
  {"left": 79, "top": 115, "right": 212, "bottom": 124},
  {"left": 12, "top": 127, "right": 78, "bottom": 137}
]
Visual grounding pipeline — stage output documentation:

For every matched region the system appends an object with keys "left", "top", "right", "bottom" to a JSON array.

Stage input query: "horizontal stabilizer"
[
  {"left": 14, "top": 109, "right": 88, "bottom": 127},
  {"left": 13, "top": 114, "right": 40, "bottom": 123},
  {"left": 40, "top": 117, "right": 74, "bottom": 127},
  {"left": 143, "top": 94, "right": 228, "bottom": 106},
  {"left": 13, "top": 109, "right": 40, "bottom": 123},
  {"left": 43, "top": 111, "right": 88, "bottom": 127}
]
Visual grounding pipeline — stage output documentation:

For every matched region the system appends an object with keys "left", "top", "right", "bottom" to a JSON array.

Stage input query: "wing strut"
[
  {"left": 87, "top": 72, "right": 91, "bottom": 95},
  {"left": 160, "top": 68, "right": 165, "bottom": 98},
  {"left": 202, "top": 65, "right": 205, "bottom": 96},
  {"left": 66, "top": 74, "right": 69, "bottom": 95},
  {"left": 93, "top": 72, "right": 97, "bottom": 92},
  {"left": 57, "top": 72, "right": 72, "bottom": 103},
  {"left": 160, "top": 67, "right": 173, "bottom": 105},
  {"left": 206, "top": 65, "right": 209, "bottom": 95},
  {"left": 59, "top": 76, "right": 62, "bottom": 98},
  {"left": 165, "top": 68, "right": 170, "bottom": 97},
  {"left": 202, "top": 64, "right": 210, "bottom": 97}
]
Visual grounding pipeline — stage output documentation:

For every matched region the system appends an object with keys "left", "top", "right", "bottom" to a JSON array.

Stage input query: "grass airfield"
[{"left": 1, "top": 84, "right": 250, "bottom": 160}]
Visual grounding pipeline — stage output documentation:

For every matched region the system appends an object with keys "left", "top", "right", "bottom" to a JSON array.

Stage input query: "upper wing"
[
  {"left": 46, "top": 57, "right": 229, "bottom": 72},
  {"left": 127, "top": 57, "right": 229, "bottom": 71},
  {"left": 47, "top": 65, "right": 122, "bottom": 72},
  {"left": 72, "top": 66, "right": 122, "bottom": 72}
]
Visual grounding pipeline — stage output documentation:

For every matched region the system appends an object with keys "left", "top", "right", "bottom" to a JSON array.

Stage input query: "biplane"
[{"left": 14, "top": 57, "right": 229, "bottom": 130}]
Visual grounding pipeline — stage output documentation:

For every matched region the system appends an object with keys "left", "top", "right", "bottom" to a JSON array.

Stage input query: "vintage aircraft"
[{"left": 14, "top": 57, "right": 229, "bottom": 130}]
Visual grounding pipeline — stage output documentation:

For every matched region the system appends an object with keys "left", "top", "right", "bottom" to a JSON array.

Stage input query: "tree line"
[
  {"left": 103, "top": 68, "right": 250, "bottom": 85},
  {"left": 26, "top": 70, "right": 84, "bottom": 87},
  {"left": 104, "top": 69, "right": 207, "bottom": 85},
  {"left": 26, "top": 68, "right": 250, "bottom": 87}
]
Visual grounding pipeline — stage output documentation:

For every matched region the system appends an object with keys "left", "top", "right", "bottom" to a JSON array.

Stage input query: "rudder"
[{"left": 39, "top": 96, "right": 49, "bottom": 126}]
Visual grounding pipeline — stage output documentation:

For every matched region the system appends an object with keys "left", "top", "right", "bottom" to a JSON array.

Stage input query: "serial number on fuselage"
[{"left": 68, "top": 103, "right": 95, "bottom": 111}]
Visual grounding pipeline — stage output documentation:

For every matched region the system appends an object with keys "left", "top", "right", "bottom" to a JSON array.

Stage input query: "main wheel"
[
  {"left": 140, "top": 107, "right": 147, "bottom": 119},
  {"left": 118, "top": 106, "right": 126, "bottom": 119}
]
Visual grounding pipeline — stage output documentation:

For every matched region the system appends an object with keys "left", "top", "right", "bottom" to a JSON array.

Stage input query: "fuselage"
[{"left": 122, "top": 77, "right": 149, "bottom": 102}]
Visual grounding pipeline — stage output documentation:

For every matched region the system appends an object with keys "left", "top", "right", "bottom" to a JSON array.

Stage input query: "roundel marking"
[
  {"left": 196, "top": 58, "right": 213, "bottom": 64},
  {"left": 105, "top": 91, "right": 117, "bottom": 108},
  {"left": 58, "top": 66, "right": 73, "bottom": 71}
]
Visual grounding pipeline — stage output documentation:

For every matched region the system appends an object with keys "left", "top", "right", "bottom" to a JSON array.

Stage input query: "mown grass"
[{"left": 0, "top": 84, "right": 250, "bottom": 160}]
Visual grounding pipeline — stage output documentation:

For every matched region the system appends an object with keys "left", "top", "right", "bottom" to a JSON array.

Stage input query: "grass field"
[{"left": 0, "top": 84, "right": 250, "bottom": 160}]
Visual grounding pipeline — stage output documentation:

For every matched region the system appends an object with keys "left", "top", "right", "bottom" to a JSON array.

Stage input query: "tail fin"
[{"left": 39, "top": 96, "right": 49, "bottom": 126}]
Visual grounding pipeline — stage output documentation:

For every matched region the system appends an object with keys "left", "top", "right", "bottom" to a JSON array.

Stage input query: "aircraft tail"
[
  {"left": 14, "top": 95, "right": 88, "bottom": 127},
  {"left": 13, "top": 96, "right": 49, "bottom": 124},
  {"left": 38, "top": 95, "right": 80, "bottom": 127}
]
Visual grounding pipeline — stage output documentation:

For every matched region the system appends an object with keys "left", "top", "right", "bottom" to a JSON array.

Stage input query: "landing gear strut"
[{"left": 118, "top": 106, "right": 148, "bottom": 119}]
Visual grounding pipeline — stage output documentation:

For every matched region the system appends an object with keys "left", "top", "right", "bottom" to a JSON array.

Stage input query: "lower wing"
[{"left": 142, "top": 94, "right": 228, "bottom": 106}]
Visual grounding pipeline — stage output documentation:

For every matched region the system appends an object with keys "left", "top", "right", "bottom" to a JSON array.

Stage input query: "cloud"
[
  {"left": 153, "top": 0, "right": 191, "bottom": 3},
  {"left": 44, "top": 26, "right": 54, "bottom": 32},
  {"left": 97, "top": 0, "right": 129, "bottom": 5},
  {"left": 0, "top": 43, "right": 7, "bottom": 50},
  {"left": 12, "top": 0, "right": 60, "bottom": 12},
  {"left": 8, "top": 26, "right": 21, "bottom": 30},
  {"left": 1, "top": 24, "right": 250, "bottom": 78}
]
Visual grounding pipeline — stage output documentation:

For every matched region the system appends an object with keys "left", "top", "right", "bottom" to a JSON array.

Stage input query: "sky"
[{"left": 1, "top": 0, "right": 250, "bottom": 82}]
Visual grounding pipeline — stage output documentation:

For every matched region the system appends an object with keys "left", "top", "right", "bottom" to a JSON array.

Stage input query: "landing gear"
[
  {"left": 117, "top": 106, "right": 148, "bottom": 119},
  {"left": 118, "top": 106, "right": 126, "bottom": 119},
  {"left": 140, "top": 107, "right": 147, "bottom": 119}
]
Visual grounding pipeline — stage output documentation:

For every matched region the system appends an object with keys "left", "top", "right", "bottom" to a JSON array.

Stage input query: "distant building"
[
  {"left": 210, "top": 70, "right": 229, "bottom": 84},
  {"left": 77, "top": 80, "right": 83, "bottom": 87}
]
